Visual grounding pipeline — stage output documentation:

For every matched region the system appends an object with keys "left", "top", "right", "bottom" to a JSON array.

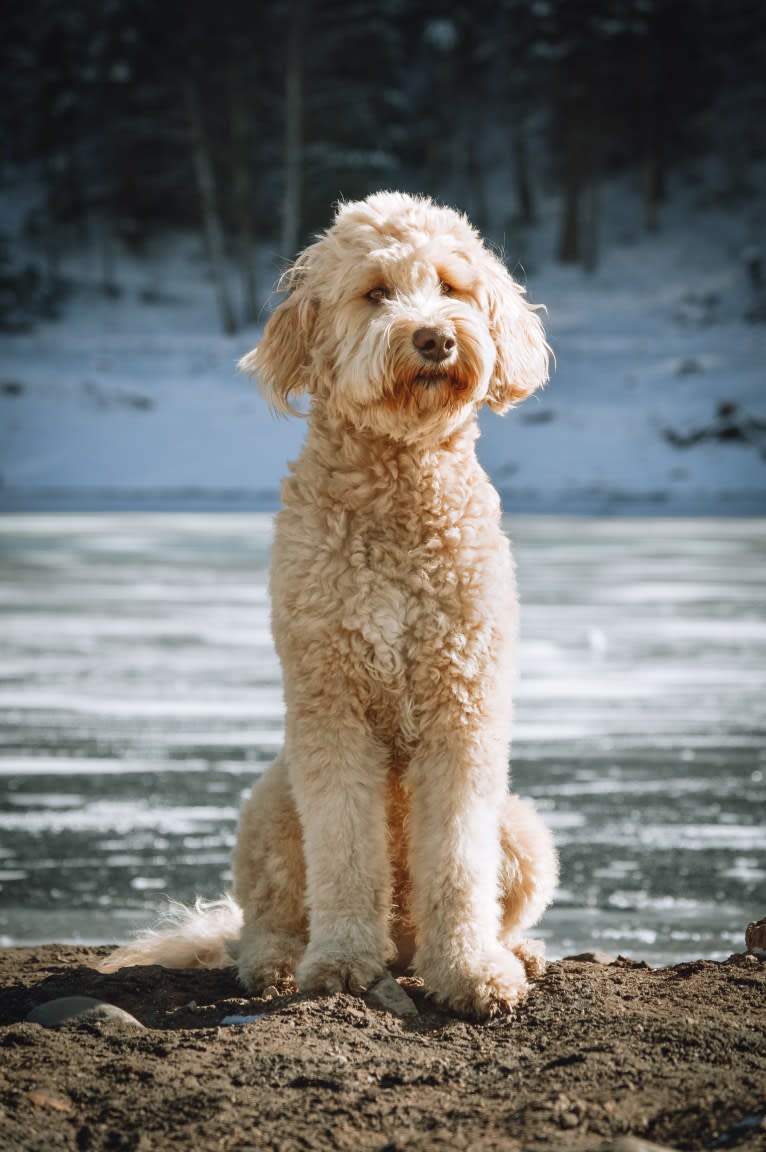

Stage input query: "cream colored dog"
[{"left": 101, "top": 191, "right": 558, "bottom": 1019}]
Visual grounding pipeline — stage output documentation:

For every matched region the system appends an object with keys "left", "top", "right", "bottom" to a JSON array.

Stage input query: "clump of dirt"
[{"left": 0, "top": 945, "right": 764, "bottom": 1151}]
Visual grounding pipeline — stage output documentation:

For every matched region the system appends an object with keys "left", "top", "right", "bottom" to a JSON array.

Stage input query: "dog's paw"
[
  {"left": 238, "top": 930, "right": 304, "bottom": 993},
  {"left": 297, "top": 947, "right": 387, "bottom": 996},
  {"left": 418, "top": 946, "right": 529, "bottom": 1020},
  {"left": 511, "top": 936, "right": 547, "bottom": 979}
]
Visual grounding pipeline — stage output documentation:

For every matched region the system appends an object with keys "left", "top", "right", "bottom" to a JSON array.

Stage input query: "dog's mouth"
[{"left": 413, "top": 370, "right": 470, "bottom": 395}]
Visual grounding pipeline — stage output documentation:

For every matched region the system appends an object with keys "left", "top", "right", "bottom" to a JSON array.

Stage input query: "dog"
[{"left": 100, "top": 191, "right": 558, "bottom": 1019}]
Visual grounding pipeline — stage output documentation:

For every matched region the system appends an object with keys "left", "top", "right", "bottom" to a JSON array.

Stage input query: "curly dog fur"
[{"left": 101, "top": 191, "right": 558, "bottom": 1019}]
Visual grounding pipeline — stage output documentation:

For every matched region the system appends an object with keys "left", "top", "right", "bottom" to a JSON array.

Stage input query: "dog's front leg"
[
  {"left": 407, "top": 729, "right": 528, "bottom": 1019},
  {"left": 285, "top": 711, "right": 394, "bottom": 995}
]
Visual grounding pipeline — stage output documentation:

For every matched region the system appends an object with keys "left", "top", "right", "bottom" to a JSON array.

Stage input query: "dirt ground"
[{"left": 0, "top": 945, "right": 764, "bottom": 1152}]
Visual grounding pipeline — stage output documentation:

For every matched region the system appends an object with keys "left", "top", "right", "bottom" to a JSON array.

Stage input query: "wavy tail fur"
[{"left": 97, "top": 896, "right": 243, "bottom": 974}]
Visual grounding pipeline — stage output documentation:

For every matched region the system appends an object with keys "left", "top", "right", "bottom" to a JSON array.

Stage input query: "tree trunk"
[
  {"left": 281, "top": 0, "right": 308, "bottom": 259},
  {"left": 511, "top": 121, "right": 535, "bottom": 226},
  {"left": 42, "top": 157, "right": 61, "bottom": 290},
  {"left": 230, "top": 68, "right": 258, "bottom": 325},
  {"left": 645, "top": 154, "right": 663, "bottom": 232},
  {"left": 558, "top": 111, "right": 594, "bottom": 267},
  {"left": 644, "top": 83, "right": 665, "bottom": 234},
  {"left": 427, "top": 44, "right": 459, "bottom": 202},
  {"left": 463, "top": 112, "right": 488, "bottom": 230},
  {"left": 558, "top": 154, "right": 580, "bottom": 265},
  {"left": 583, "top": 177, "right": 599, "bottom": 274},
  {"left": 643, "top": 16, "right": 664, "bottom": 232},
  {"left": 185, "top": 74, "right": 237, "bottom": 336},
  {"left": 99, "top": 212, "right": 118, "bottom": 297}
]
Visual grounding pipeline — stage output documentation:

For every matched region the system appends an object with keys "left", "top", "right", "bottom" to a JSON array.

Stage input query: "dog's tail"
[{"left": 97, "top": 895, "right": 243, "bottom": 973}]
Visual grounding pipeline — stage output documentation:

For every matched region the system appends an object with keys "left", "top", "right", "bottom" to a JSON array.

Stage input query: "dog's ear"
[
  {"left": 483, "top": 255, "right": 550, "bottom": 414},
  {"left": 239, "top": 270, "right": 317, "bottom": 416}
]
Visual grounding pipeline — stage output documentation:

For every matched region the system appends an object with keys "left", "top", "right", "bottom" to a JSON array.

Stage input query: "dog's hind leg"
[
  {"left": 232, "top": 756, "right": 309, "bottom": 992},
  {"left": 498, "top": 792, "right": 558, "bottom": 977}
]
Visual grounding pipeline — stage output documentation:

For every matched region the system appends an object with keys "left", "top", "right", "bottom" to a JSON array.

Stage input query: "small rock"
[
  {"left": 27, "top": 996, "right": 144, "bottom": 1030},
  {"left": 553, "top": 1093, "right": 587, "bottom": 1129},
  {"left": 745, "top": 917, "right": 766, "bottom": 952},
  {"left": 560, "top": 1110, "right": 580, "bottom": 1129},
  {"left": 562, "top": 951, "right": 615, "bottom": 965},
  {"left": 365, "top": 974, "right": 418, "bottom": 1019},
  {"left": 220, "top": 1013, "right": 267, "bottom": 1026}
]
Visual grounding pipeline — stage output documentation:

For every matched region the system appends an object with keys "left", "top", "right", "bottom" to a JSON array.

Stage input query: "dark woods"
[{"left": 1, "top": 0, "right": 764, "bottom": 333}]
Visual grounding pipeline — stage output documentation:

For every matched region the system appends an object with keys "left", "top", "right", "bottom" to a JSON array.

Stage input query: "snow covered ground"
[{"left": 1, "top": 172, "right": 765, "bottom": 512}]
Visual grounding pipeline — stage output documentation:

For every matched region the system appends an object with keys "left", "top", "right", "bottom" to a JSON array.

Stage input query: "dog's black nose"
[{"left": 413, "top": 326, "right": 456, "bottom": 362}]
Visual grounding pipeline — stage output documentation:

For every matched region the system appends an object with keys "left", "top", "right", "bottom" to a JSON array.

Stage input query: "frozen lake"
[{"left": 0, "top": 514, "right": 764, "bottom": 966}]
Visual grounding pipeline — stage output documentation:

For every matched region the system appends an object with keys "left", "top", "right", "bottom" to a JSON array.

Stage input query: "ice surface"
[{"left": 0, "top": 514, "right": 763, "bottom": 965}]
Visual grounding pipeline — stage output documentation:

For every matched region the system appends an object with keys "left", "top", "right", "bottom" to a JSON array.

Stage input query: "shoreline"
[{"left": 2, "top": 490, "right": 766, "bottom": 516}]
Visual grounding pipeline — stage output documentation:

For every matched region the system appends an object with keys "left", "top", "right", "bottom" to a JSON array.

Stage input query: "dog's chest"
[
  {"left": 339, "top": 524, "right": 496, "bottom": 694},
  {"left": 273, "top": 462, "right": 516, "bottom": 738},
  {"left": 342, "top": 536, "right": 424, "bottom": 673}
]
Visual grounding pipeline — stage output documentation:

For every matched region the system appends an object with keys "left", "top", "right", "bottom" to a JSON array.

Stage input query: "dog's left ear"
[{"left": 483, "top": 254, "right": 550, "bottom": 414}]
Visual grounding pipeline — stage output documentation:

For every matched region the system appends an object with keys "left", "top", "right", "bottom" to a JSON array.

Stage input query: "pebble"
[
  {"left": 364, "top": 974, "right": 418, "bottom": 1018},
  {"left": 587, "top": 1139, "right": 677, "bottom": 1152},
  {"left": 27, "top": 1088, "right": 73, "bottom": 1112},
  {"left": 220, "top": 1013, "right": 268, "bottom": 1026},
  {"left": 27, "top": 995, "right": 144, "bottom": 1030}
]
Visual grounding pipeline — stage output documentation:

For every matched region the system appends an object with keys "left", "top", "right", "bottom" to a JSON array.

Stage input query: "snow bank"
[{"left": 1, "top": 180, "right": 764, "bottom": 514}]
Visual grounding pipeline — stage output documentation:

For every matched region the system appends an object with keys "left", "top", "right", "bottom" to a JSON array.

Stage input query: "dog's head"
[{"left": 241, "top": 192, "right": 549, "bottom": 442}]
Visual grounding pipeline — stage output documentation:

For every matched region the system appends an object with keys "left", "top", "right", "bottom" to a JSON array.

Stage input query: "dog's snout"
[{"left": 412, "top": 326, "right": 456, "bottom": 362}]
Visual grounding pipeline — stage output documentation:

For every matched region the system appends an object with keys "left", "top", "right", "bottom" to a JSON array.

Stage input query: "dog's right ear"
[{"left": 239, "top": 272, "right": 317, "bottom": 416}]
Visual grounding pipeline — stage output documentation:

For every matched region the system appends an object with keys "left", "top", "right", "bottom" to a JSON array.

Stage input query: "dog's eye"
[
  {"left": 366, "top": 286, "right": 388, "bottom": 303},
  {"left": 439, "top": 280, "right": 454, "bottom": 295}
]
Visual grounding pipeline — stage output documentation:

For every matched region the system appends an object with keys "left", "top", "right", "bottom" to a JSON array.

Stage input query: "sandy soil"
[{"left": 0, "top": 945, "right": 764, "bottom": 1152}]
